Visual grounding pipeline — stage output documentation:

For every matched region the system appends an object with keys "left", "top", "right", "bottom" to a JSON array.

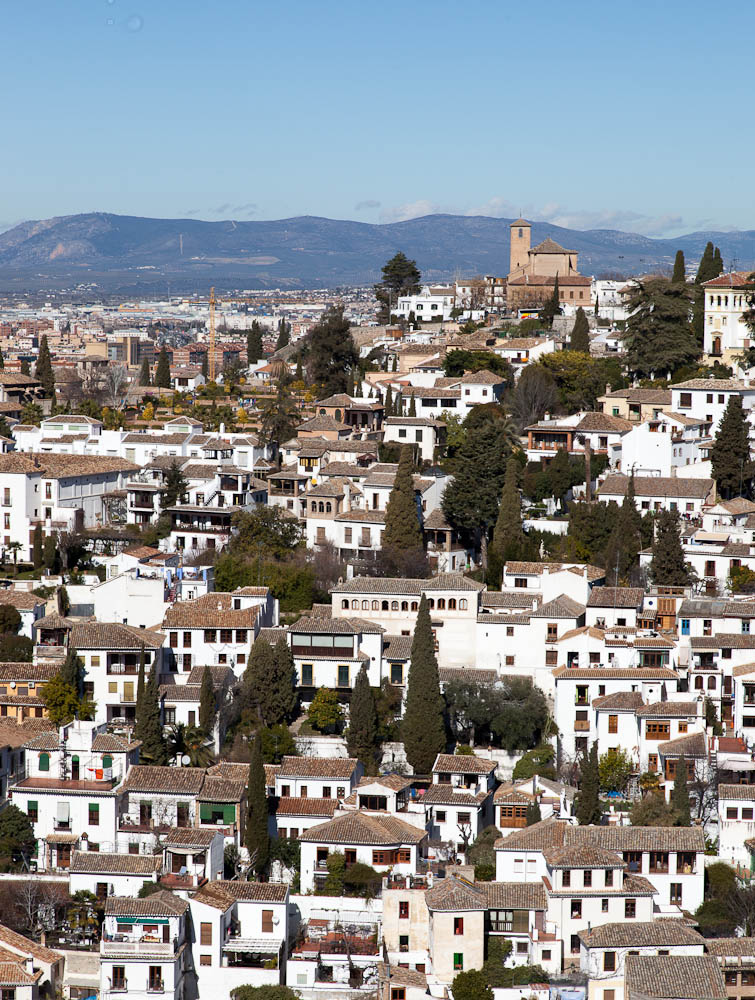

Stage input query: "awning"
[
  {"left": 223, "top": 937, "right": 281, "bottom": 953},
  {"left": 693, "top": 531, "right": 731, "bottom": 543},
  {"left": 116, "top": 917, "right": 169, "bottom": 925},
  {"left": 719, "top": 756, "right": 755, "bottom": 771},
  {"left": 46, "top": 832, "right": 78, "bottom": 844}
]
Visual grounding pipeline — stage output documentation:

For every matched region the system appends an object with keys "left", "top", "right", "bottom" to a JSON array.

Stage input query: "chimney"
[{"left": 342, "top": 483, "right": 351, "bottom": 513}]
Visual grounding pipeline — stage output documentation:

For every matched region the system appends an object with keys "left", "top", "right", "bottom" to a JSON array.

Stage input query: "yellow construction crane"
[{"left": 208, "top": 286, "right": 216, "bottom": 382}]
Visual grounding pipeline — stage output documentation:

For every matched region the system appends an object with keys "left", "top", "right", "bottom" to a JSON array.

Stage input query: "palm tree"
[
  {"left": 166, "top": 724, "right": 213, "bottom": 767},
  {"left": 7, "top": 542, "right": 22, "bottom": 577}
]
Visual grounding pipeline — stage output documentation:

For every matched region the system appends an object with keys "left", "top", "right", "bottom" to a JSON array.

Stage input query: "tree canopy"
[
  {"left": 307, "top": 306, "right": 358, "bottom": 397},
  {"left": 623, "top": 277, "right": 697, "bottom": 378}
]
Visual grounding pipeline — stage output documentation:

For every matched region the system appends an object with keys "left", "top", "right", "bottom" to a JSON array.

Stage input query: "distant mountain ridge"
[{"left": 0, "top": 211, "right": 754, "bottom": 294}]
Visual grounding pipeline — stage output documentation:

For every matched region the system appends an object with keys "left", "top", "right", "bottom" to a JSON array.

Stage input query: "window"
[
  {"left": 200, "top": 922, "right": 212, "bottom": 945},
  {"left": 571, "top": 934, "right": 580, "bottom": 955},
  {"left": 546, "top": 623, "right": 558, "bottom": 641},
  {"left": 542, "top": 949, "right": 551, "bottom": 961},
  {"left": 204, "top": 629, "right": 216, "bottom": 643},
  {"left": 451, "top": 917, "right": 465, "bottom": 936},
  {"left": 399, "top": 901, "right": 409, "bottom": 919},
  {"left": 199, "top": 955, "right": 211, "bottom": 966},
  {"left": 604, "top": 952, "right": 616, "bottom": 972},
  {"left": 744, "top": 808, "right": 754, "bottom": 820},
  {"left": 571, "top": 900, "right": 582, "bottom": 918},
  {"left": 605, "top": 869, "right": 614, "bottom": 887},
  {"left": 112, "top": 966, "right": 126, "bottom": 990},
  {"left": 262, "top": 909, "right": 274, "bottom": 933},
  {"left": 453, "top": 954, "right": 463, "bottom": 971},
  {"left": 670, "top": 883, "right": 682, "bottom": 905},
  {"left": 89, "top": 803, "right": 99, "bottom": 825},
  {"left": 625, "top": 899, "right": 636, "bottom": 918},
  {"left": 391, "top": 663, "right": 403, "bottom": 685},
  {"left": 301, "top": 664, "right": 313, "bottom": 686},
  {"left": 39, "top": 752, "right": 49, "bottom": 772},
  {"left": 583, "top": 870, "right": 592, "bottom": 887},
  {"left": 459, "top": 599, "right": 467, "bottom": 610},
  {"left": 391, "top": 989, "right": 406, "bottom": 1000},
  {"left": 220, "top": 628, "right": 232, "bottom": 643},
  {"left": 604, "top": 992, "right": 615, "bottom": 1000},
  {"left": 545, "top": 650, "right": 558, "bottom": 666},
  {"left": 27, "top": 801, "right": 38, "bottom": 822},
  {"left": 436, "top": 810, "right": 446, "bottom": 822},
  {"left": 398, "top": 934, "right": 409, "bottom": 952},
  {"left": 608, "top": 715, "right": 618, "bottom": 734},
  {"left": 148, "top": 966, "right": 162, "bottom": 992},
  {"left": 679, "top": 392, "right": 692, "bottom": 409},
  {"left": 727, "top": 807, "right": 738, "bottom": 819},
  {"left": 169, "top": 632, "right": 178, "bottom": 648},
  {"left": 562, "top": 870, "right": 571, "bottom": 887},
  {"left": 602, "top": 898, "right": 609, "bottom": 912},
  {"left": 337, "top": 665, "right": 350, "bottom": 688},
  {"left": 182, "top": 631, "right": 192, "bottom": 647}
]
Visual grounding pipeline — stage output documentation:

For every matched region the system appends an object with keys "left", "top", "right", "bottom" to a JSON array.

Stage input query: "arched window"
[
  {"left": 372, "top": 600, "right": 379, "bottom": 610},
  {"left": 411, "top": 601, "right": 418, "bottom": 611},
  {"left": 448, "top": 598, "right": 457, "bottom": 610},
  {"left": 335, "top": 409, "right": 342, "bottom": 422},
  {"left": 342, "top": 600, "right": 349, "bottom": 610},
  {"left": 325, "top": 502, "right": 332, "bottom": 513},
  {"left": 717, "top": 295, "right": 722, "bottom": 306},
  {"left": 319, "top": 408, "right": 326, "bottom": 416},
  {"left": 694, "top": 675, "right": 704, "bottom": 690},
  {"left": 39, "top": 752, "right": 50, "bottom": 772},
  {"left": 459, "top": 599, "right": 468, "bottom": 610},
  {"left": 391, "top": 601, "right": 399, "bottom": 611},
  {"left": 352, "top": 600, "right": 359, "bottom": 610},
  {"left": 362, "top": 600, "right": 369, "bottom": 610},
  {"left": 428, "top": 599, "right": 435, "bottom": 609},
  {"left": 707, "top": 676, "right": 716, "bottom": 690},
  {"left": 401, "top": 601, "right": 408, "bottom": 611},
  {"left": 437, "top": 598, "right": 446, "bottom": 610},
  {"left": 382, "top": 601, "right": 389, "bottom": 611}
]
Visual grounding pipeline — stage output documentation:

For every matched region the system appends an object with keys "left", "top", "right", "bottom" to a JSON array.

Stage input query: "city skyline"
[{"left": 2, "top": 0, "right": 753, "bottom": 238}]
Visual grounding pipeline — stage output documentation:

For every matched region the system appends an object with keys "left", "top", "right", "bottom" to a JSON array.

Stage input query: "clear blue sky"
[{"left": 2, "top": 0, "right": 752, "bottom": 237}]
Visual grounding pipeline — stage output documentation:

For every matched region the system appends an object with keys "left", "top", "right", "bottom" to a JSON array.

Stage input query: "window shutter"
[
  {"left": 200, "top": 803, "right": 213, "bottom": 822},
  {"left": 223, "top": 805, "right": 236, "bottom": 824}
]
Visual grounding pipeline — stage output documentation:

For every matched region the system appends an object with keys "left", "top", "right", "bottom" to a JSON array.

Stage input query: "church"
[{"left": 506, "top": 218, "right": 592, "bottom": 311}]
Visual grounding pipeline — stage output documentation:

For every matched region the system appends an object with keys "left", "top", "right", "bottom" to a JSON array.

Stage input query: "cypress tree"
[
  {"left": 243, "top": 639, "right": 277, "bottom": 723},
  {"left": 525, "top": 800, "right": 542, "bottom": 826},
  {"left": 201, "top": 350, "right": 208, "bottom": 379},
  {"left": 160, "top": 461, "right": 188, "bottom": 510},
  {"left": 0, "top": 347, "right": 5, "bottom": 369},
  {"left": 402, "top": 595, "right": 446, "bottom": 775},
  {"left": 695, "top": 242, "right": 716, "bottom": 284},
  {"left": 713, "top": 247, "right": 724, "bottom": 276},
  {"left": 672, "top": 250, "right": 686, "bottom": 284},
  {"left": 20, "top": 360, "right": 30, "bottom": 376},
  {"left": 650, "top": 509, "right": 691, "bottom": 586},
  {"left": 487, "top": 455, "right": 524, "bottom": 589},
  {"left": 615, "top": 474, "right": 643, "bottom": 580},
  {"left": 594, "top": 294, "right": 599, "bottom": 317},
  {"left": 138, "top": 355, "right": 151, "bottom": 386},
  {"left": 540, "top": 276, "right": 561, "bottom": 327},
  {"left": 692, "top": 242, "right": 718, "bottom": 349},
  {"left": 155, "top": 346, "right": 172, "bottom": 388},
  {"left": 383, "top": 446, "right": 423, "bottom": 552},
  {"left": 32, "top": 524, "right": 43, "bottom": 570},
  {"left": 136, "top": 646, "right": 146, "bottom": 712},
  {"left": 136, "top": 662, "right": 167, "bottom": 764},
  {"left": 247, "top": 322, "right": 264, "bottom": 364},
  {"left": 346, "top": 664, "right": 378, "bottom": 772},
  {"left": 245, "top": 733, "right": 270, "bottom": 876},
  {"left": 408, "top": 396, "right": 417, "bottom": 417},
  {"left": 36, "top": 335, "right": 55, "bottom": 398},
  {"left": 569, "top": 307, "right": 590, "bottom": 352},
  {"left": 276, "top": 319, "right": 290, "bottom": 351},
  {"left": 60, "top": 646, "right": 83, "bottom": 697},
  {"left": 384, "top": 386, "right": 393, "bottom": 417},
  {"left": 672, "top": 755, "right": 692, "bottom": 826},
  {"left": 268, "top": 637, "right": 298, "bottom": 726},
  {"left": 711, "top": 394, "right": 751, "bottom": 498},
  {"left": 295, "top": 356, "right": 303, "bottom": 381},
  {"left": 576, "top": 742, "right": 601, "bottom": 825},
  {"left": 198, "top": 666, "right": 216, "bottom": 738},
  {"left": 394, "top": 391, "right": 403, "bottom": 417}
]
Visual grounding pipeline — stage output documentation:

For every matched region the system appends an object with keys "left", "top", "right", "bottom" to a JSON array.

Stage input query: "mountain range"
[{"left": 1, "top": 212, "right": 754, "bottom": 295}]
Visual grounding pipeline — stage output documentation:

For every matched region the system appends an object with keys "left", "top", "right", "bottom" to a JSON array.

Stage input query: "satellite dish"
[{"left": 181, "top": 754, "right": 191, "bottom": 766}]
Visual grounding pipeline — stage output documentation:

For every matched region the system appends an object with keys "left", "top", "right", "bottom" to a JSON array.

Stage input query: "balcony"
[
  {"left": 102, "top": 936, "right": 177, "bottom": 956},
  {"left": 574, "top": 720, "right": 590, "bottom": 732}
]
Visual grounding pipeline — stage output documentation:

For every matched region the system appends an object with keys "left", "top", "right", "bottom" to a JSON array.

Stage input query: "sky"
[{"left": 1, "top": 0, "right": 753, "bottom": 238}]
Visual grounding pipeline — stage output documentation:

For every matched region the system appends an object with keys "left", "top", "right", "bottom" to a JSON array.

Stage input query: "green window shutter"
[
  {"left": 103, "top": 755, "right": 113, "bottom": 768},
  {"left": 39, "top": 753, "right": 49, "bottom": 772},
  {"left": 27, "top": 800, "right": 38, "bottom": 813},
  {"left": 223, "top": 805, "right": 236, "bottom": 824},
  {"left": 89, "top": 803, "right": 99, "bottom": 814},
  {"left": 200, "top": 804, "right": 212, "bottom": 822}
]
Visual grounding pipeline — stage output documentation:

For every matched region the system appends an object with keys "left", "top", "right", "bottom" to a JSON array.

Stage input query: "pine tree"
[
  {"left": 650, "top": 510, "right": 692, "bottom": 586},
  {"left": 245, "top": 733, "right": 270, "bottom": 876},
  {"left": 487, "top": 455, "right": 524, "bottom": 588},
  {"left": 247, "top": 321, "right": 264, "bottom": 364},
  {"left": 672, "top": 249, "right": 686, "bottom": 284},
  {"left": 306, "top": 306, "right": 357, "bottom": 396},
  {"left": 576, "top": 742, "right": 601, "bottom": 825},
  {"left": 347, "top": 664, "right": 378, "bottom": 772},
  {"left": 540, "top": 276, "right": 561, "bottom": 327},
  {"left": 569, "top": 307, "right": 590, "bottom": 352},
  {"left": 711, "top": 394, "right": 751, "bottom": 498},
  {"left": 402, "top": 595, "right": 446, "bottom": 774},
  {"left": 198, "top": 666, "right": 216, "bottom": 738},
  {"left": 138, "top": 355, "right": 151, "bottom": 386},
  {"left": 36, "top": 335, "right": 55, "bottom": 398},
  {"left": 32, "top": 524, "right": 43, "bottom": 570},
  {"left": 136, "top": 662, "right": 167, "bottom": 764},
  {"left": 623, "top": 277, "right": 697, "bottom": 378},
  {"left": 159, "top": 461, "right": 188, "bottom": 510},
  {"left": 154, "top": 346, "right": 172, "bottom": 388},
  {"left": 60, "top": 646, "right": 83, "bottom": 697},
  {"left": 383, "top": 447, "right": 423, "bottom": 552},
  {"left": 672, "top": 755, "right": 692, "bottom": 826}
]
